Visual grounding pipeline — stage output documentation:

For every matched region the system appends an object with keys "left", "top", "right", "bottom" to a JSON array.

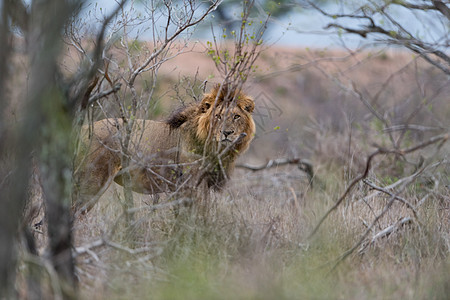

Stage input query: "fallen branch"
[
  {"left": 236, "top": 158, "right": 314, "bottom": 186},
  {"left": 74, "top": 236, "right": 163, "bottom": 260},
  {"left": 358, "top": 217, "right": 413, "bottom": 255}
]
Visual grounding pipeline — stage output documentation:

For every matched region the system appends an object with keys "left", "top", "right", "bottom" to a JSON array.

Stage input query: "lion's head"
[{"left": 168, "top": 85, "right": 256, "bottom": 156}]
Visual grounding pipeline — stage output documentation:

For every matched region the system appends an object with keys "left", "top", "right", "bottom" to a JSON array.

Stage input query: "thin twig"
[
  {"left": 128, "top": 1, "right": 220, "bottom": 86},
  {"left": 362, "top": 179, "right": 419, "bottom": 220},
  {"left": 88, "top": 83, "right": 122, "bottom": 105}
]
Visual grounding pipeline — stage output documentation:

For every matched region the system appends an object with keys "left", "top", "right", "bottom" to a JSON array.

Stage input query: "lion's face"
[
  {"left": 195, "top": 87, "right": 256, "bottom": 154},
  {"left": 212, "top": 105, "right": 251, "bottom": 145}
]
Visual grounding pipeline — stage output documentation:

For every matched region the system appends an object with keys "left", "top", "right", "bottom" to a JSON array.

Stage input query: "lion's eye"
[{"left": 234, "top": 114, "right": 241, "bottom": 120}]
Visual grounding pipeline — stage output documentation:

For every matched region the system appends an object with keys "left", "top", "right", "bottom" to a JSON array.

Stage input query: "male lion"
[{"left": 72, "top": 85, "right": 256, "bottom": 213}]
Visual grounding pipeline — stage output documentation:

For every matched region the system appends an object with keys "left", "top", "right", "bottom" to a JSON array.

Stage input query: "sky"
[
  {"left": 84, "top": 0, "right": 351, "bottom": 47},
  {"left": 84, "top": 0, "right": 448, "bottom": 49}
]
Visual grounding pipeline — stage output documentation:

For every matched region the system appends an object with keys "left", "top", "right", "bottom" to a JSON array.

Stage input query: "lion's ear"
[{"left": 238, "top": 96, "right": 255, "bottom": 113}]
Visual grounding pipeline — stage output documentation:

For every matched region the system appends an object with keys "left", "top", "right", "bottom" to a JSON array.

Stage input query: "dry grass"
[
  {"left": 64, "top": 146, "right": 449, "bottom": 300},
  {"left": 21, "top": 46, "right": 449, "bottom": 299}
]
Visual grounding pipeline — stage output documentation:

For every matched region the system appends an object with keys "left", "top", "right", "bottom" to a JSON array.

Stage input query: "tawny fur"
[{"left": 72, "top": 86, "right": 255, "bottom": 213}]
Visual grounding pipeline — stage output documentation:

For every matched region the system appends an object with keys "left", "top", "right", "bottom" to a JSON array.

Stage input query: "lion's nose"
[{"left": 222, "top": 130, "right": 234, "bottom": 138}]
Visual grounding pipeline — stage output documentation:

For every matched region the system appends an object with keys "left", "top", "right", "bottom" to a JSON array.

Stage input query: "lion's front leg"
[{"left": 72, "top": 147, "right": 121, "bottom": 215}]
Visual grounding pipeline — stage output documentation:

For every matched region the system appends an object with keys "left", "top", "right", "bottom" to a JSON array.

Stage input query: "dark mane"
[{"left": 166, "top": 104, "right": 196, "bottom": 129}]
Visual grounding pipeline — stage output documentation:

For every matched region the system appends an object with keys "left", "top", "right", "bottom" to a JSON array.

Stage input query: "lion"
[{"left": 72, "top": 85, "right": 256, "bottom": 213}]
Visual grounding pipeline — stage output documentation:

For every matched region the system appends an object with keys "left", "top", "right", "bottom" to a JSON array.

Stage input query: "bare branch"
[
  {"left": 362, "top": 179, "right": 419, "bottom": 220},
  {"left": 330, "top": 192, "right": 399, "bottom": 272},
  {"left": 74, "top": 239, "right": 104, "bottom": 258},
  {"left": 87, "top": 83, "right": 122, "bottom": 105},
  {"left": 358, "top": 217, "right": 413, "bottom": 255},
  {"left": 129, "top": 1, "right": 220, "bottom": 86},
  {"left": 237, "top": 158, "right": 314, "bottom": 185},
  {"left": 307, "top": 148, "right": 381, "bottom": 240},
  {"left": 383, "top": 124, "right": 445, "bottom": 133},
  {"left": 393, "top": 1, "right": 450, "bottom": 21},
  {"left": 310, "top": 0, "right": 450, "bottom": 75},
  {"left": 307, "top": 133, "right": 448, "bottom": 240}
]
